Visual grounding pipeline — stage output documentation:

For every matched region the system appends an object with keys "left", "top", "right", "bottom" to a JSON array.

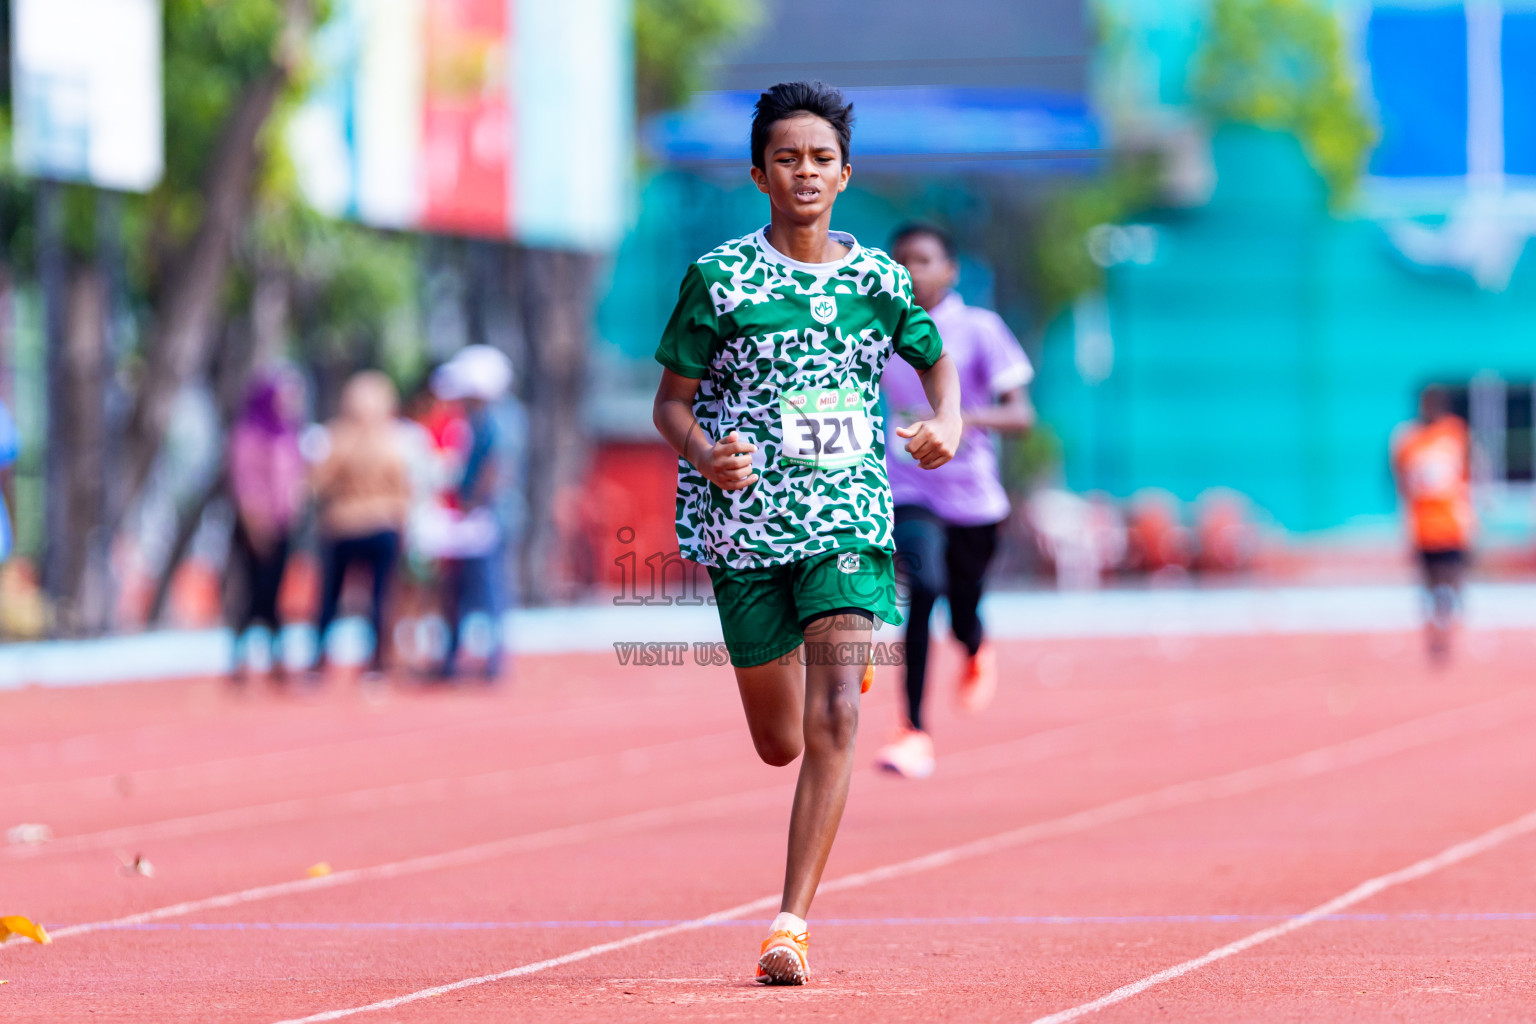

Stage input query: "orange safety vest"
[{"left": 1391, "top": 415, "right": 1474, "bottom": 552}]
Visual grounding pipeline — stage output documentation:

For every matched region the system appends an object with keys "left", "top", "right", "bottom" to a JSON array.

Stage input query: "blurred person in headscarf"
[
  {"left": 310, "top": 371, "right": 412, "bottom": 679},
  {"left": 430, "top": 345, "right": 522, "bottom": 683},
  {"left": 227, "top": 370, "right": 306, "bottom": 682}
]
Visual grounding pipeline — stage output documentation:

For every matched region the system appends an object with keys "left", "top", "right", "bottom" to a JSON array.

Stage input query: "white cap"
[
  {"left": 430, "top": 362, "right": 468, "bottom": 401},
  {"left": 432, "top": 345, "right": 514, "bottom": 402}
]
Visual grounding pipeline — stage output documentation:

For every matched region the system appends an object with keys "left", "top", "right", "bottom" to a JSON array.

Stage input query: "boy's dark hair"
[
  {"left": 751, "top": 81, "right": 854, "bottom": 170},
  {"left": 891, "top": 222, "right": 957, "bottom": 261}
]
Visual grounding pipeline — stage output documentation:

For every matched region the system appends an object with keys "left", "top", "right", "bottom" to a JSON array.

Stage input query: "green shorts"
[{"left": 706, "top": 545, "right": 903, "bottom": 668}]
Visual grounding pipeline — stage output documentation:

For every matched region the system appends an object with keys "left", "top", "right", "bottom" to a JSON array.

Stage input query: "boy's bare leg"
[
  {"left": 735, "top": 657, "right": 806, "bottom": 767},
  {"left": 781, "top": 613, "right": 868, "bottom": 917},
  {"left": 732, "top": 613, "right": 868, "bottom": 917}
]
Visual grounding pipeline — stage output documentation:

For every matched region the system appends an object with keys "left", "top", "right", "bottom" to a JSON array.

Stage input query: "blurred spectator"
[
  {"left": 430, "top": 345, "right": 518, "bottom": 682},
  {"left": 392, "top": 381, "right": 466, "bottom": 672},
  {"left": 310, "top": 371, "right": 411, "bottom": 678},
  {"left": 1125, "top": 489, "right": 1194, "bottom": 576},
  {"left": 227, "top": 370, "right": 307, "bottom": 681},
  {"left": 0, "top": 395, "right": 17, "bottom": 565},
  {"left": 0, "top": 394, "right": 40, "bottom": 639},
  {"left": 1026, "top": 488, "right": 1126, "bottom": 589},
  {"left": 1193, "top": 488, "right": 1260, "bottom": 573}
]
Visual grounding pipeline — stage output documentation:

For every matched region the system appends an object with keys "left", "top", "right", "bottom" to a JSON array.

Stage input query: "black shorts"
[{"left": 1418, "top": 548, "right": 1467, "bottom": 575}]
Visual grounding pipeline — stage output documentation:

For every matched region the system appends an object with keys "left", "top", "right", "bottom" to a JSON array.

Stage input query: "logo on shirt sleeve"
[{"left": 810, "top": 296, "right": 837, "bottom": 325}]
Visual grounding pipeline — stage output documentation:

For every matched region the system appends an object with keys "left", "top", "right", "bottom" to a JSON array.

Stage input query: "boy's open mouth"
[{"left": 794, "top": 187, "right": 820, "bottom": 202}]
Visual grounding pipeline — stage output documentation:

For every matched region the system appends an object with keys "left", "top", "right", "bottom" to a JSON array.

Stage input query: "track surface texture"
[{"left": 4, "top": 629, "right": 1535, "bottom": 1022}]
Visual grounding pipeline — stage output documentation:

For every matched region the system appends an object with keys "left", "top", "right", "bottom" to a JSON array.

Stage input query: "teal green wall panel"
[{"left": 1037, "top": 126, "right": 1536, "bottom": 534}]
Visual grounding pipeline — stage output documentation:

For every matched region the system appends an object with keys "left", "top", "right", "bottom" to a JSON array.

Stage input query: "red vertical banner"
[{"left": 420, "top": 0, "right": 510, "bottom": 236}]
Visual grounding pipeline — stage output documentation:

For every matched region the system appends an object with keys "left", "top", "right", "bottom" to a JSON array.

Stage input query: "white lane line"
[
  {"left": 0, "top": 705, "right": 512, "bottom": 791},
  {"left": 263, "top": 691, "right": 1536, "bottom": 1022},
  {"left": 88, "top": 910, "right": 1536, "bottom": 930},
  {"left": 1, "top": 687, "right": 718, "bottom": 801},
  {"left": 934, "top": 678, "right": 1321, "bottom": 781},
  {"left": 806, "top": 689, "right": 1534, "bottom": 901},
  {"left": 25, "top": 690, "right": 1533, "bottom": 952},
  {"left": 11, "top": 674, "right": 1295, "bottom": 862},
  {"left": 20, "top": 784, "right": 793, "bottom": 945},
  {"left": 3, "top": 731, "right": 739, "bottom": 860},
  {"left": 271, "top": 894, "right": 782, "bottom": 1024},
  {"left": 1027, "top": 806, "right": 1536, "bottom": 1024}
]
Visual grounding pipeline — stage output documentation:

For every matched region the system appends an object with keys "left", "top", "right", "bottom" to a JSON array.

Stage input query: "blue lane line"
[{"left": 53, "top": 912, "right": 1536, "bottom": 931}]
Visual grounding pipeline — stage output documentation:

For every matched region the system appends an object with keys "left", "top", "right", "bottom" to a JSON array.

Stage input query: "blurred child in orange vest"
[{"left": 1390, "top": 386, "right": 1475, "bottom": 664}]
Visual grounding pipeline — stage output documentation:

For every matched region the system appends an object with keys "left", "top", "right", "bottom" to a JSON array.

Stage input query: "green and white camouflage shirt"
[{"left": 656, "top": 228, "right": 944, "bottom": 568}]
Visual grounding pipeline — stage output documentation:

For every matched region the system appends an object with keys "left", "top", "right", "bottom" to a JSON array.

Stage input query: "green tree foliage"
[
  {"left": 0, "top": 0, "right": 422, "bottom": 620},
  {"left": 634, "top": 0, "right": 761, "bottom": 116},
  {"left": 1031, "top": 153, "right": 1162, "bottom": 323},
  {"left": 134, "top": 0, "right": 415, "bottom": 399},
  {"left": 271, "top": 211, "right": 421, "bottom": 388},
  {"left": 1191, "top": 0, "right": 1376, "bottom": 201},
  {"left": 146, "top": 1, "right": 329, "bottom": 256}
]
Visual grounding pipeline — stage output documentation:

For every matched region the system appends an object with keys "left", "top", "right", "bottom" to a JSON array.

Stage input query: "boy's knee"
[
  {"left": 752, "top": 729, "right": 803, "bottom": 767},
  {"left": 805, "top": 689, "right": 860, "bottom": 754}
]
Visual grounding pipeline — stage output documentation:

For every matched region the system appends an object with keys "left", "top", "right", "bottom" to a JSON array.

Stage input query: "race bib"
[{"left": 780, "top": 387, "right": 874, "bottom": 469}]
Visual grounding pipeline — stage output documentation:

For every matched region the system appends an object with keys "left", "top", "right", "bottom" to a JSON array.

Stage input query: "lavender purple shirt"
[{"left": 881, "top": 292, "right": 1032, "bottom": 526}]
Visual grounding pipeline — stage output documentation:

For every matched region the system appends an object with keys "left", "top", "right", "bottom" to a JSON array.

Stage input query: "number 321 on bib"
[{"left": 779, "top": 388, "right": 875, "bottom": 470}]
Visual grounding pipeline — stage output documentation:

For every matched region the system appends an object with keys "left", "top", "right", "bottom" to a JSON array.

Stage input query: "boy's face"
[
  {"left": 894, "top": 233, "right": 957, "bottom": 310},
  {"left": 750, "top": 114, "right": 850, "bottom": 225}
]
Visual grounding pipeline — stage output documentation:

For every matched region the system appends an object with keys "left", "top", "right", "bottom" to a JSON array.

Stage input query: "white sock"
[{"left": 770, "top": 911, "right": 807, "bottom": 935}]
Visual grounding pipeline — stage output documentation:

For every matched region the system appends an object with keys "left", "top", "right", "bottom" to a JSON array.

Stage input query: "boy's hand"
[
  {"left": 696, "top": 431, "right": 759, "bottom": 491},
  {"left": 896, "top": 413, "right": 961, "bottom": 470}
]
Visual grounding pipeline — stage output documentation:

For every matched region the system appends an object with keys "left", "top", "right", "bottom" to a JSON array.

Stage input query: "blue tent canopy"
[{"left": 644, "top": 86, "right": 1101, "bottom": 173}]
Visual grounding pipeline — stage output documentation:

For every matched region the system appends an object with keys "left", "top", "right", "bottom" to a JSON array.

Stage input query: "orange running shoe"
[
  {"left": 875, "top": 728, "right": 934, "bottom": 779},
  {"left": 957, "top": 642, "right": 997, "bottom": 714},
  {"left": 756, "top": 913, "right": 809, "bottom": 985},
  {"left": 861, "top": 661, "right": 874, "bottom": 694}
]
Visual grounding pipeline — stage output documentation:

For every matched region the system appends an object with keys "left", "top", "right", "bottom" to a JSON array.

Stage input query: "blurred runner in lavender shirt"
[{"left": 876, "top": 224, "right": 1033, "bottom": 779}]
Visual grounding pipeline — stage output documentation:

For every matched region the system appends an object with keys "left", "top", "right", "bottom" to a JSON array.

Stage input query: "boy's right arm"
[{"left": 653, "top": 369, "right": 759, "bottom": 491}]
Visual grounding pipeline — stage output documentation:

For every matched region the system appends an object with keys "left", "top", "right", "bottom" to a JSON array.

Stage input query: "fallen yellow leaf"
[
  {"left": 306, "top": 862, "right": 332, "bottom": 878},
  {"left": 0, "top": 917, "right": 50, "bottom": 945}
]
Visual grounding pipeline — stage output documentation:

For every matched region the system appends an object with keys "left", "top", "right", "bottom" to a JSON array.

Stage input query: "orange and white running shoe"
[
  {"left": 756, "top": 912, "right": 809, "bottom": 985},
  {"left": 875, "top": 727, "right": 934, "bottom": 779},
  {"left": 861, "top": 661, "right": 875, "bottom": 694},
  {"left": 957, "top": 642, "right": 997, "bottom": 714}
]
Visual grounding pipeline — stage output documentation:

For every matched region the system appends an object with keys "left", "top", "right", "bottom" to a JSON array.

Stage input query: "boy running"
[
  {"left": 1390, "top": 386, "right": 1475, "bottom": 664},
  {"left": 652, "top": 81, "right": 962, "bottom": 984},
  {"left": 875, "top": 224, "right": 1033, "bottom": 779}
]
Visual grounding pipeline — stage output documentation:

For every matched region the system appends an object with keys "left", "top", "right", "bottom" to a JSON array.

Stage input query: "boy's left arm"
[
  {"left": 962, "top": 312, "right": 1034, "bottom": 434},
  {"left": 963, "top": 387, "right": 1034, "bottom": 433},
  {"left": 898, "top": 353, "right": 963, "bottom": 470}
]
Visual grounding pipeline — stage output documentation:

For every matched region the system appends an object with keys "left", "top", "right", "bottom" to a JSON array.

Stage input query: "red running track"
[{"left": 3, "top": 631, "right": 1536, "bottom": 1022}]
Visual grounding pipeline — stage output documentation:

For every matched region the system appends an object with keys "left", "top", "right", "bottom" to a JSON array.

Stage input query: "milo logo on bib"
[
  {"left": 810, "top": 296, "right": 837, "bottom": 325},
  {"left": 779, "top": 386, "right": 875, "bottom": 470}
]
